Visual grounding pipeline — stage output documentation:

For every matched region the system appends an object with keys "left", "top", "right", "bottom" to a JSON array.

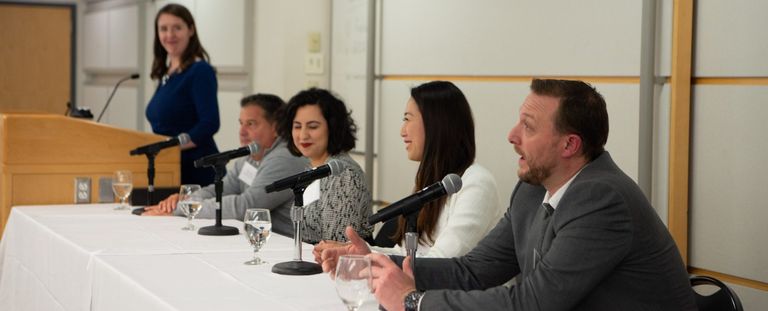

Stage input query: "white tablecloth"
[{"left": 0, "top": 204, "right": 377, "bottom": 310}]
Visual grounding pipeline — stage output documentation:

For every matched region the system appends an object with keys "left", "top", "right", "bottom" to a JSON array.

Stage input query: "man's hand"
[
  {"left": 313, "top": 240, "right": 348, "bottom": 263},
  {"left": 369, "top": 254, "right": 416, "bottom": 311},
  {"left": 319, "top": 226, "right": 371, "bottom": 277},
  {"left": 156, "top": 194, "right": 180, "bottom": 214},
  {"left": 141, "top": 205, "right": 172, "bottom": 216}
]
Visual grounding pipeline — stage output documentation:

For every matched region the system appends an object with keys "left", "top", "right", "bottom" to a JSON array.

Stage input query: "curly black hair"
[{"left": 278, "top": 88, "right": 357, "bottom": 157}]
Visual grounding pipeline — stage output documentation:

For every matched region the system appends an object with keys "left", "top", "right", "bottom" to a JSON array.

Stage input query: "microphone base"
[
  {"left": 197, "top": 224, "right": 239, "bottom": 236},
  {"left": 271, "top": 260, "right": 323, "bottom": 275}
]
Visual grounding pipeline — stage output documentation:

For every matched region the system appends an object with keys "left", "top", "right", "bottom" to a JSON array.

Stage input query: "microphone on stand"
[
  {"left": 196, "top": 142, "right": 261, "bottom": 237},
  {"left": 97, "top": 73, "right": 140, "bottom": 122},
  {"left": 194, "top": 142, "right": 260, "bottom": 168},
  {"left": 129, "top": 133, "right": 189, "bottom": 207},
  {"left": 130, "top": 133, "right": 191, "bottom": 156},
  {"left": 368, "top": 173, "right": 462, "bottom": 275},
  {"left": 368, "top": 173, "right": 463, "bottom": 225},
  {"left": 265, "top": 160, "right": 343, "bottom": 193},
  {"left": 270, "top": 160, "right": 344, "bottom": 275}
]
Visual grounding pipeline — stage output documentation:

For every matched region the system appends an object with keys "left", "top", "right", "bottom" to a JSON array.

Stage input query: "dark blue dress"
[{"left": 146, "top": 61, "right": 220, "bottom": 186}]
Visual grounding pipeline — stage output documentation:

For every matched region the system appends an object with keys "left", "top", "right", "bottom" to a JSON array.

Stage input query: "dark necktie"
[{"left": 542, "top": 202, "right": 554, "bottom": 217}]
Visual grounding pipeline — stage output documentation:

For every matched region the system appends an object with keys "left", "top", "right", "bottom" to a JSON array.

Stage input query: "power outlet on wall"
[
  {"left": 74, "top": 177, "right": 91, "bottom": 204},
  {"left": 304, "top": 53, "right": 324, "bottom": 75}
]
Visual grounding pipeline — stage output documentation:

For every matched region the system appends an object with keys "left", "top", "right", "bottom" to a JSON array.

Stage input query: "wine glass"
[
  {"left": 335, "top": 255, "right": 372, "bottom": 311},
  {"left": 177, "top": 184, "right": 202, "bottom": 230},
  {"left": 111, "top": 170, "right": 133, "bottom": 210},
  {"left": 243, "top": 208, "right": 271, "bottom": 265}
]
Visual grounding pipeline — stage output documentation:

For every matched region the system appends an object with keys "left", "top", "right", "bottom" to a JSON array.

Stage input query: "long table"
[{"left": 0, "top": 204, "right": 377, "bottom": 310}]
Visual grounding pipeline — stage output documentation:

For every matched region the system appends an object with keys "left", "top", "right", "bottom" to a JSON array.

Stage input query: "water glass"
[
  {"left": 177, "top": 184, "right": 202, "bottom": 230},
  {"left": 111, "top": 170, "right": 133, "bottom": 210},
  {"left": 335, "top": 255, "right": 372, "bottom": 311},
  {"left": 243, "top": 208, "right": 271, "bottom": 265}
]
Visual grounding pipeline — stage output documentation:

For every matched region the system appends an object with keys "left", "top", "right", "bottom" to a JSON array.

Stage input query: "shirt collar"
[{"left": 543, "top": 165, "right": 587, "bottom": 210}]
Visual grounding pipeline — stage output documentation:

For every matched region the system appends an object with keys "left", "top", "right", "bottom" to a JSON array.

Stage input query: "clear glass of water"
[
  {"left": 243, "top": 208, "right": 271, "bottom": 265},
  {"left": 111, "top": 170, "right": 133, "bottom": 210},
  {"left": 177, "top": 184, "right": 202, "bottom": 231},
  {"left": 335, "top": 255, "right": 372, "bottom": 311}
]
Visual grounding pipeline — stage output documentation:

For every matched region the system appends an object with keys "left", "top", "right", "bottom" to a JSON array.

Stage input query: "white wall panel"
[
  {"left": 83, "top": 84, "right": 138, "bottom": 131},
  {"left": 253, "top": 0, "right": 332, "bottom": 98},
  {"left": 107, "top": 5, "right": 138, "bottom": 69},
  {"left": 83, "top": 11, "right": 108, "bottom": 69},
  {"left": 106, "top": 87, "right": 139, "bottom": 130},
  {"left": 380, "top": 0, "right": 642, "bottom": 76},
  {"left": 599, "top": 83, "right": 640, "bottom": 181},
  {"left": 195, "top": 0, "right": 245, "bottom": 68},
  {"left": 154, "top": 0, "right": 196, "bottom": 14},
  {"left": 728, "top": 282, "right": 768, "bottom": 311},
  {"left": 694, "top": 0, "right": 768, "bottom": 76},
  {"left": 689, "top": 85, "right": 768, "bottom": 282},
  {"left": 82, "top": 85, "right": 108, "bottom": 118},
  {"left": 331, "top": 0, "right": 370, "bottom": 153},
  {"left": 213, "top": 91, "right": 245, "bottom": 152}
]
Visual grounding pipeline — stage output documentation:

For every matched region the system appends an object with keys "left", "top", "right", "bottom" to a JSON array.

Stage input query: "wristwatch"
[{"left": 404, "top": 290, "right": 424, "bottom": 311}]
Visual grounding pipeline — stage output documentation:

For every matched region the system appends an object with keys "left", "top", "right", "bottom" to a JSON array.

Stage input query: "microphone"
[
  {"left": 130, "top": 133, "right": 190, "bottom": 156},
  {"left": 265, "top": 160, "right": 343, "bottom": 193},
  {"left": 97, "top": 73, "right": 140, "bottom": 122},
  {"left": 368, "top": 173, "right": 462, "bottom": 225},
  {"left": 194, "top": 142, "right": 260, "bottom": 168}
]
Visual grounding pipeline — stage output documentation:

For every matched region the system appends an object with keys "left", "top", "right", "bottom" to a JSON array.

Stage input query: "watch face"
[{"left": 404, "top": 291, "right": 423, "bottom": 311}]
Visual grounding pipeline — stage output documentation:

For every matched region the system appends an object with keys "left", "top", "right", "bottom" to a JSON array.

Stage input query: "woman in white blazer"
[{"left": 314, "top": 81, "right": 503, "bottom": 259}]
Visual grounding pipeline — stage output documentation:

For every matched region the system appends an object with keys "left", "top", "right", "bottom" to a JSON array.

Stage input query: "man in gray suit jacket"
[
  {"left": 143, "top": 94, "right": 308, "bottom": 236},
  {"left": 320, "top": 79, "right": 696, "bottom": 310}
]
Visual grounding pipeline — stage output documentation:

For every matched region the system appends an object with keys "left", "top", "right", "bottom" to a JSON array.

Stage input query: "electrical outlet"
[
  {"left": 304, "top": 53, "right": 324, "bottom": 75},
  {"left": 74, "top": 177, "right": 91, "bottom": 204}
]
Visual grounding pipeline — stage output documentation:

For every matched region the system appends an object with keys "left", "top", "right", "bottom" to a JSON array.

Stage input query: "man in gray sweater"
[{"left": 144, "top": 94, "right": 308, "bottom": 237}]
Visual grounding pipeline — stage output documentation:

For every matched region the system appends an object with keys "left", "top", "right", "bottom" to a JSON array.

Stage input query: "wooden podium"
[{"left": 0, "top": 113, "right": 181, "bottom": 234}]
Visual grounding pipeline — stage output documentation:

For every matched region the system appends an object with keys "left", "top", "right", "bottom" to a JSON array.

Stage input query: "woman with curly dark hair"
[{"left": 278, "top": 88, "right": 372, "bottom": 244}]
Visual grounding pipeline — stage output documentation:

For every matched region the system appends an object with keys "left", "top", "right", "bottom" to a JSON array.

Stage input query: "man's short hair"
[
  {"left": 530, "top": 79, "right": 608, "bottom": 161},
  {"left": 240, "top": 93, "right": 285, "bottom": 123}
]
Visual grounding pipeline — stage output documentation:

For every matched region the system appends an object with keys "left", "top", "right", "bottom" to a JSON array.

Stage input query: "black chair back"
[
  {"left": 370, "top": 218, "right": 399, "bottom": 247},
  {"left": 690, "top": 275, "right": 743, "bottom": 311}
]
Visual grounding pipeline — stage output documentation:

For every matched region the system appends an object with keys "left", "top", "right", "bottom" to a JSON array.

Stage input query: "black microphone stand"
[
  {"left": 145, "top": 152, "right": 157, "bottom": 206},
  {"left": 198, "top": 162, "right": 239, "bottom": 236},
  {"left": 271, "top": 184, "right": 323, "bottom": 275}
]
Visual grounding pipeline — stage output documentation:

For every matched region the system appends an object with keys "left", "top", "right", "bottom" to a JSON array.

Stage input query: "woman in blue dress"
[{"left": 146, "top": 3, "right": 219, "bottom": 186}]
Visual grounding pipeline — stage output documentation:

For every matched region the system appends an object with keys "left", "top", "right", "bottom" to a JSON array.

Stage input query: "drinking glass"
[
  {"left": 111, "top": 170, "right": 133, "bottom": 210},
  {"left": 243, "top": 208, "right": 271, "bottom": 265},
  {"left": 177, "top": 184, "right": 202, "bottom": 230},
  {"left": 335, "top": 255, "right": 372, "bottom": 311}
]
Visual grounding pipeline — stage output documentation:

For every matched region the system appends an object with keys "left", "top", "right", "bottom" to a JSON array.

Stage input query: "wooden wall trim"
[
  {"left": 694, "top": 77, "right": 768, "bottom": 85},
  {"left": 380, "top": 75, "right": 639, "bottom": 84},
  {"left": 689, "top": 267, "right": 768, "bottom": 292},
  {"left": 668, "top": 0, "right": 694, "bottom": 264}
]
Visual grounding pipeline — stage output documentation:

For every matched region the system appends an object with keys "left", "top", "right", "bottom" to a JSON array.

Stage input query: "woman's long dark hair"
[
  {"left": 150, "top": 4, "right": 210, "bottom": 80},
  {"left": 392, "top": 81, "right": 476, "bottom": 245}
]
